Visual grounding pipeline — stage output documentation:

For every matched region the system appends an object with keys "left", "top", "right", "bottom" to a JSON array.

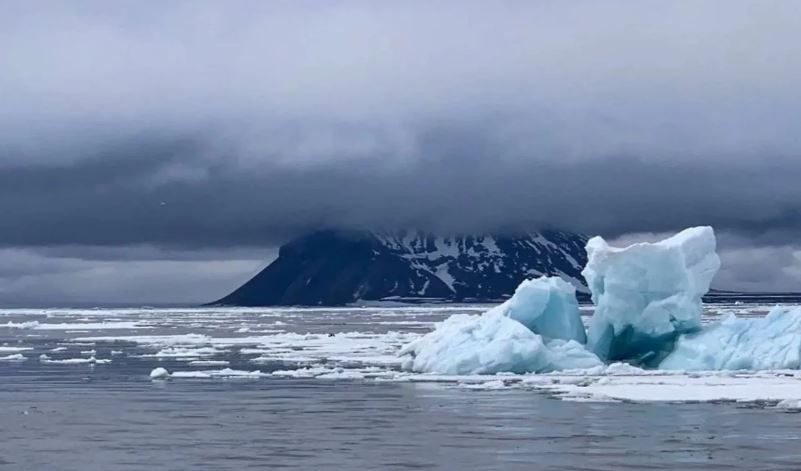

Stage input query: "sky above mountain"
[{"left": 2, "top": 1, "right": 801, "bottom": 304}]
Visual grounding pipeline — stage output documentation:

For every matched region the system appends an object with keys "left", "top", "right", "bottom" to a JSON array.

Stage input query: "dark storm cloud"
[
  {"left": 1, "top": 139, "right": 801, "bottom": 247},
  {"left": 1, "top": 0, "right": 801, "bottom": 301}
]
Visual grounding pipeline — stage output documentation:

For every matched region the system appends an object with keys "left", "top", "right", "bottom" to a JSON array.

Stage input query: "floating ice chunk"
[
  {"left": 170, "top": 368, "right": 268, "bottom": 379},
  {"left": 4, "top": 321, "right": 39, "bottom": 329},
  {"left": 660, "top": 306, "right": 801, "bottom": 371},
  {"left": 150, "top": 367, "right": 170, "bottom": 379},
  {"left": 583, "top": 226, "right": 720, "bottom": 364},
  {"left": 485, "top": 276, "right": 586, "bottom": 343},
  {"left": 777, "top": 399, "right": 801, "bottom": 410},
  {"left": 399, "top": 312, "right": 601, "bottom": 375},
  {"left": 39, "top": 355, "right": 110, "bottom": 365},
  {"left": 0, "top": 346, "right": 31, "bottom": 353},
  {"left": 0, "top": 353, "right": 25, "bottom": 362}
]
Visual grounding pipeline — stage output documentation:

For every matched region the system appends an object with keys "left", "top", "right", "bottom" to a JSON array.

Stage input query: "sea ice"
[
  {"left": 583, "top": 226, "right": 720, "bottom": 365},
  {"left": 660, "top": 306, "right": 801, "bottom": 371},
  {"left": 399, "top": 312, "right": 600, "bottom": 375},
  {"left": 150, "top": 367, "right": 170, "bottom": 379},
  {"left": 0, "top": 353, "right": 25, "bottom": 362},
  {"left": 484, "top": 276, "right": 586, "bottom": 343}
]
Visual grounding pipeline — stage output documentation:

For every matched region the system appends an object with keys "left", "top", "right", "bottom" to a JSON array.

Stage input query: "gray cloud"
[
  {"left": 0, "top": 246, "right": 275, "bottom": 306},
  {"left": 1, "top": 1, "right": 801, "bottom": 302}
]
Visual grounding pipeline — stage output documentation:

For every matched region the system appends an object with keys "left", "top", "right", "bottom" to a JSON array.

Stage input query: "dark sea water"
[{"left": 1, "top": 306, "right": 800, "bottom": 470}]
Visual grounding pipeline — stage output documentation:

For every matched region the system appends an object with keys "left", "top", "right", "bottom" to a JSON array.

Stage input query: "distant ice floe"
[
  {"left": 39, "top": 354, "right": 111, "bottom": 365},
  {"left": 4, "top": 321, "right": 146, "bottom": 330},
  {"left": 0, "top": 346, "right": 32, "bottom": 353},
  {"left": 170, "top": 368, "right": 269, "bottom": 379},
  {"left": 0, "top": 353, "right": 26, "bottom": 362}
]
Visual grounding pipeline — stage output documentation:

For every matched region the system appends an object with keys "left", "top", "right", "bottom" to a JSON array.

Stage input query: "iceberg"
[
  {"left": 400, "top": 225, "right": 801, "bottom": 376},
  {"left": 660, "top": 306, "right": 801, "bottom": 371},
  {"left": 583, "top": 226, "right": 720, "bottom": 365},
  {"left": 485, "top": 276, "right": 586, "bottom": 343},
  {"left": 399, "top": 312, "right": 600, "bottom": 374},
  {"left": 399, "top": 276, "right": 600, "bottom": 374}
]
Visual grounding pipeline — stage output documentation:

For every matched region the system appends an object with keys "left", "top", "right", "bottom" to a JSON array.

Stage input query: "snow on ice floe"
[
  {"left": 461, "top": 367, "right": 801, "bottom": 405},
  {"left": 583, "top": 226, "right": 720, "bottom": 365},
  {"left": 661, "top": 306, "right": 801, "bottom": 371}
]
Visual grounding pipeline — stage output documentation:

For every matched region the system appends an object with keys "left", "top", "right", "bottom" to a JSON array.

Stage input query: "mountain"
[{"left": 212, "top": 229, "right": 591, "bottom": 306}]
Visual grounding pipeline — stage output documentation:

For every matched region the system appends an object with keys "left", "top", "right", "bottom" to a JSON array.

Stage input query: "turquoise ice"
[{"left": 583, "top": 226, "right": 720, "bottom": 365}]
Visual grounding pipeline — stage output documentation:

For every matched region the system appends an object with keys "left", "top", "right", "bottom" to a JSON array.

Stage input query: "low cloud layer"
[{"left": 1, "top": 1, "right": 800, "bottom": 303}]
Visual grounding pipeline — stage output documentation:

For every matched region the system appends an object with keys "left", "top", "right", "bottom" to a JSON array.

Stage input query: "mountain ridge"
[{"left": 212, "top": 229, "right": 591, "bottom": 306}]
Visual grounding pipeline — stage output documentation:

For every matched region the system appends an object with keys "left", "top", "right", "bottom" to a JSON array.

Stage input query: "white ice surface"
[
  {"left": 4, "top": 321, "right": 146, "bottom": 330},
  {"left": 38, "top": 354, "right": 111, "bottom": 365},
  {"left": 0, "top": 353, "right": 25, "bottom": 361},
  {"left": 149, "top": 367, "right": 170, "bottom": 379},
  {"left": 0, "top": 346, "right": 31, "bottom": 353}
]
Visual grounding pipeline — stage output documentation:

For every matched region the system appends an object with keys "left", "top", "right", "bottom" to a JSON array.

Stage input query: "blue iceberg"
[
  {"left": 400, "top": 226, "right": 801, "bottom": 375},
  {"left": 583, "top": 226, "right": 720, "bottom": 365},
  {"left": 485, "top": 276, "right": 586, "bottom": 344},
  {"left": 399, "top": 276, "right": 600, "bottom": 374}
]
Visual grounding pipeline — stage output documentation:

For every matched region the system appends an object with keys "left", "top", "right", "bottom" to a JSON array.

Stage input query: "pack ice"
[{"left": 401, "top": 225, "right": 801, "bottom": 374}]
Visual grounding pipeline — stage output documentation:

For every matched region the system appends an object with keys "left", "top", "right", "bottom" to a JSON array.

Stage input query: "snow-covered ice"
[{"left": 583, "top": 226, "right": 720, "bottom": 364}]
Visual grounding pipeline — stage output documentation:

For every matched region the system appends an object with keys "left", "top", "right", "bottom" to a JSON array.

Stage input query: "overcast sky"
[{"left": 2, "top": 0, "right": 801, "bottom": 305}]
